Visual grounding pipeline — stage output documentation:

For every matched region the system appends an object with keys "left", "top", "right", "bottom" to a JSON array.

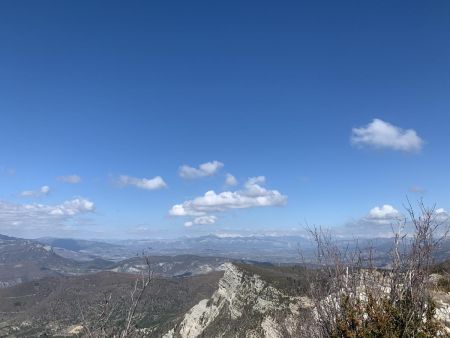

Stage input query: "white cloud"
[
  {"left": 57, "top": 175, "right": 82, "bottom": 184},
  {"left": 225, "top": 173, "right": 238, "bottom": 186},
  {"left": 195, "top": 215, "right": 217, "bottom": 225},
  {"left": 179, "top": 161, "right": 224, "bottom": 179},
  {"left": 117, "top": 175, "right": 167, "bottom": 190},
  {"left": 20, "top": 185, "right": 50, "bottom": 198},
  {"left": 0, "top": 197, "right": 95, "bottom": 231},
  {"left": 184, "top": 216, "right": 218, "bottom": 227},
  {"left": 48, "top": 198, "right": 95, "bottom": 216},
  {"left": 342, "top": 204, "right": 403, "bottom": 237},
  {"left": 435, "top": 208, "right": 449, "bottom": 222},
  {"left": 351, "top": 119, "right": 423, "bottom": 152},
  {"left": 170, "top": 176, "right": 287, "bottom": 225},
  {"left": 343, "top": 205, "right": 450, "bottom": 238},
  {"left": 367, "top": 204, "right": 401, "bottom": 221}
]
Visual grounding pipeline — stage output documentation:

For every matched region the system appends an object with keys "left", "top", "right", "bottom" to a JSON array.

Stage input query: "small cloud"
[
  {"left": 435, "top": 208, "right": 449, "bottom": 222},
  {"left": 225, "top": 173, "right": 238, "bottom": 186},
  {"left": 117, "top": 175, "right": 167, "bottom": 190},
  {"left": 20, "top": 185, "right": 50, "bottom": 198},
  {"left": 367, "top": 204, "right": 401, "bottom": 222},
  {"left": 195, "top": 215, "right": 217, "bottom": 225},
  {"left": 179, "top": 161, "right": 224, "bottom": 179},
  {"left": 184, "top": 216, "right": 218, "bottom": 227},
  {"left": 57, "top": 175, "right": 82, "bottom": 184},
  {"left": 351, "top": 118, "right": 423, "bottom": 152},
  {"left": 409, "top": 186, "right": 426, "bottom": 194},
  {"left": 343, "top": 204, "right": 449, "bottom": 238},
  {"left": 47, "top": 197, "right": 95, "bottom": 216},
  {"left": 342, "top": 204, "right": 403, "bottom": 237}
]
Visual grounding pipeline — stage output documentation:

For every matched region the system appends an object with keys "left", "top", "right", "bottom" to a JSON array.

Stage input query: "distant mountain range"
[
  {"left": 0, "top": 234, "right": 231, "bottom": 288},
  {"left": 33, "top": 233, "right": 410, "bottom": 264},
  {"left": 0, "top": 234, "right": 113, "bottom": 288},
  {"left": 3, "top": 232, "right": 450, "bottom": 289},
  {"left": 37, "top": 234, "right": 316, "bottom": 263}
]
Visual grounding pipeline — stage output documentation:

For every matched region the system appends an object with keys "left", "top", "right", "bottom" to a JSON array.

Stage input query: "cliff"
[{"left": 164, "top": 263, "right": 312, "bottom": 338}]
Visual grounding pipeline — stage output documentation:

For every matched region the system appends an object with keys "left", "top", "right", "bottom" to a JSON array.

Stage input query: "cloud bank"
[{"left": 0, "top": 197, "right": 95, "bottom": 232}]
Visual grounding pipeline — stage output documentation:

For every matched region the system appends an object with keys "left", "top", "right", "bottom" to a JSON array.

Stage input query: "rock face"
[{"left": 165, "top": 263, "right": 312, "bottom": 338}]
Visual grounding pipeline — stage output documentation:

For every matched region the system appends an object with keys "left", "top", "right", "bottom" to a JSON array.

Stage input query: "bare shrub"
[
  {"left": 306, "top": 201, "right": 450, "bottom": 338},
  {"left": 78, "top": 254, "right": 153, "bottom": 338}
]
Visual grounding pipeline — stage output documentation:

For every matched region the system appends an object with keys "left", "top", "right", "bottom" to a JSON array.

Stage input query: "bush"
[{"left": 306, "top": 201, "right": 450, "bottom": 338}]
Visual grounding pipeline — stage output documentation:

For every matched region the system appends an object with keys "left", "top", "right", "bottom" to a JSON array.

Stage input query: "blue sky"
[{"left": 0, "top": 1, "right": 449, "bottom": 238}]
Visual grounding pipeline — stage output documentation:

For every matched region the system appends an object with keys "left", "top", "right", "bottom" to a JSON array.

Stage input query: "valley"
[{"left": 2, "top": 232, "right": 450, "bottom": 337}]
